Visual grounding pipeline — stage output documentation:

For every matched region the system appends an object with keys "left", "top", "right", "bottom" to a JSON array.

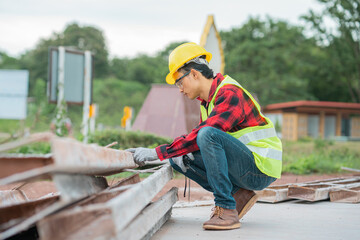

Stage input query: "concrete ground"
[{"left": 152, "top": 201, "right": 360, "bottom": 240}]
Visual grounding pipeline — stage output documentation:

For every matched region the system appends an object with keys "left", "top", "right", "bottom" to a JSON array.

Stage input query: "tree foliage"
[
  {"left": 302, "top": 0, "right": 360, "bottom": 102},
  {"left": 19, "top": 22, "right": 109, "bottom": 96},
  {"left": 221, "top": 17, "right": 317, "bottom": 105}
]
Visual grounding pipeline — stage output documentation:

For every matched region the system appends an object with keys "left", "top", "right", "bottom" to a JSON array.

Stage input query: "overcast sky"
[{"left": 0, "top": 0, "right": 325, "bottom": 58}]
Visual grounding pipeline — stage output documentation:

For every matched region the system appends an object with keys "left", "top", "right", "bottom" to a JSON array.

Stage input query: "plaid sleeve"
[{"left": 155, "top": 85, "right": 246, "bottom": 160}]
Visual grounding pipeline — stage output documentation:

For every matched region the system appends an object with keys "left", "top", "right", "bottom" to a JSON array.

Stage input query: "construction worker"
[{"left": 127, "top": 42, "right": 282, "bottom": 230}]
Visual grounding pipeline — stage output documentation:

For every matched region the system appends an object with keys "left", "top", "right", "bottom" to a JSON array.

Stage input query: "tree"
[
  {"left": 20, "top": 22, "right": 109, "bottom": 96},
  {"left": 221, "top": 17, "right": 318, "bottom": 105},
  {"left": 302, "top": 0, "right": 360, "bottom": 102},
  {"left": 0, "top": 51, "right": 21, "bottom": 69}
]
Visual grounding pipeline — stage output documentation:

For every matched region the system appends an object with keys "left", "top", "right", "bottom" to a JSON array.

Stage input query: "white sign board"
[
  {"left": 0, "top": 70, "right": 29, "bottom": 119},
  {"left": 47, "top": 47, "right": 93, "bottom": 105}
]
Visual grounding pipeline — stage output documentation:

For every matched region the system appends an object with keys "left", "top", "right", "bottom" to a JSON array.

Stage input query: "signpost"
[
  {"left": 48, "top": 47, "right": 94, "bottom": 142},
  {"left": 0, "top": 70, "right": 29, "bottom": 120}
]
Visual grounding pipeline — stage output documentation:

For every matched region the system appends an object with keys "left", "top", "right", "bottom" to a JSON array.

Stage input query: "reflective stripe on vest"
[
  {"left": 246, "top": 145, "right": 282, "bottom": 161},
  {"left": 238, "top": 128, "right": 277, "bottom": 145},
  {"left": 200, "top": 76, "right": 282, "bottom": 178}
]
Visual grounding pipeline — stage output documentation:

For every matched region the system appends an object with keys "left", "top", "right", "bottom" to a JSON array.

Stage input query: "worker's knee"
[{"left": 197, "top": 127, "right": 217, "bottom": 147}]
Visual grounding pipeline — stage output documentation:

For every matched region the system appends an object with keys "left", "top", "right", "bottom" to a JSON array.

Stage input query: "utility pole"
[{"left": 82, "top": 51, "right": 92, "bottom": 143}]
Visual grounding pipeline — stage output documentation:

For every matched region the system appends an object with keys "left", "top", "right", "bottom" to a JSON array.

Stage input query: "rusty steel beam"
[
  {"left": 0, "top": 134, "right": 136, "bottom": 185},
  {"left": 0, "top": 174, "right": 136, "bottom": 239},
  {"left": 50, "top": 137, "right": 136, "bottom": 175},
  {"left": 0, "top": 195, "right": 59, "bottom": 228},
  {"left": 256, "top": 184, "right": 291, "bottom": 203},
  {"left": 118, "top": 187, "right": 178, "bottom": 240},
  {"left": 0, "top": 154, "right": 53, "bottom": 179},
  {"left": 37, "top": 165, "right": 173, "bottom": 240},
  {"left": 0, "top": 199, "right": 69, "bottom": 240},
  {"left": 37, "top": 174, "right": 142, "bottom": 240},
  {"left": 330, "top": 186, "right": 360, "bottom": 203},
  {"left": 256, "top": 177, "right": 355, "bottom": 203},
  {"left": 0, "top": 190, "right": 28, "bottom": 207},
  {"left": 288, "top": 178, "right": 360, "bottom": 202},
  {"left": 0, "top": 173, "right": 109, "bottom": 239}
]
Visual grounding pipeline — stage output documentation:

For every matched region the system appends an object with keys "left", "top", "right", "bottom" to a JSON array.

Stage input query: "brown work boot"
[
  {"left": 233, "top": 188, "right": 258, "bottom": 219},
  {"left": 203, "top": 206, "right": 240, "bottom": 230}
]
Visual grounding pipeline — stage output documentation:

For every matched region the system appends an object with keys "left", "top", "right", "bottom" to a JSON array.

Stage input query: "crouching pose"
[{"left": 127, "top": 42, "right": 282, "bottom": 230}]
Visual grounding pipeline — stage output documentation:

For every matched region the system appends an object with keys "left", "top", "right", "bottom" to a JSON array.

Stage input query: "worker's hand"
[
  {"left": 171, "top": 153, "right": 194, "bottom": 173},
  {"left": 126, "top": 147, "right": 159, "bottom": 166}
]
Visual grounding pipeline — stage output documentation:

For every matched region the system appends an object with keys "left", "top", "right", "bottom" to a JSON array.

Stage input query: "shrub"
[
  {"left": 8, "top": 142, "right": 51, "bottom": 154},
  {"left": 89, "top": 129, "right": 172, "bottom": 149}
]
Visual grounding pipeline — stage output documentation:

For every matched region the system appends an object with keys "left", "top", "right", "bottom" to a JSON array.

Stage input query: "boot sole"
[
  {"left": 203, "top": 222, "right": 241, "bottom": 230},
  {"left": 238, "top": 194, "right": 259, "bottom": 219}
]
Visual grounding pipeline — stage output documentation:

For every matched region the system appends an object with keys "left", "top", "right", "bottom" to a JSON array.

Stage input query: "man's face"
[{"left": 174, "top": 70, "right": 198, "bottom": 100}]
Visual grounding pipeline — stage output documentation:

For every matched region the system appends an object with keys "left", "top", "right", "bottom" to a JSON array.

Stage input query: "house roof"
[
  {"left": 264, "top": 100, "right": 360, "bottom": 111},
  {"left": 132, "top": 84, "right": 200, "bottom": 139}
]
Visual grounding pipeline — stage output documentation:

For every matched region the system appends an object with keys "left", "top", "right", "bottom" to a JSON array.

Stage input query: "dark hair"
[{"left": 178, "top": 56, "right": 214, "bottom": 79}]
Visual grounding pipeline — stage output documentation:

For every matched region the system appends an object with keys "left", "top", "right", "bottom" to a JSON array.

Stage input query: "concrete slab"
[{"left": 152, "top": 201, "right": 360, "bottom": 240}]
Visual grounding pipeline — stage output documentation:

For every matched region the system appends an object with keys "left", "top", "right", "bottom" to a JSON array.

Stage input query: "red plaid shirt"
[{"left": 155, "top": 73, "right": 267, "bottom": 160}]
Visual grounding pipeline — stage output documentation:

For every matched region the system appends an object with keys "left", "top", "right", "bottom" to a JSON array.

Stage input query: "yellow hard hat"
[{"left": 166, "top": 42, "right": 212, "bottom": 84}]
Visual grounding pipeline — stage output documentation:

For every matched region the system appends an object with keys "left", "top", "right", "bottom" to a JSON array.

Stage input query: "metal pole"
[
  {"left": 57, "top": 47, "right": 65, "bottom": 109},
  {"left": 56, "top": 47, "right": 65, "bottom": 136},
  {"left": 82, "top": 51, "right": 92, "bottom": 143}
]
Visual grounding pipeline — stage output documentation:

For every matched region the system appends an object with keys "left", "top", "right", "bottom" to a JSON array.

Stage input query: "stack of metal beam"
[
  {"left": 256, "top": 177, "right": 360, "bottom": 203},
  {"left": 0, "top": 133, "right": 177, "bottom": 240}
]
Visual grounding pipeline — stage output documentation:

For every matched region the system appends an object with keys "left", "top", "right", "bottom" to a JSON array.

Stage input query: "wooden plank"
[
  {"left": 330, "top": 186, "right": 360, "bottom": 203},
  {"left": 118, "top": 187, "right": 178, "bottom": 240}
]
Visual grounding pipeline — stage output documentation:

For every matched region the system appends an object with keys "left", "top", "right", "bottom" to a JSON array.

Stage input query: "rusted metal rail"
[
  {"left": 257, "top": 177, "right": 360, "bottom": 203},
  {"left": 0, "top": 133, "right": 176, "bottom": 240}
]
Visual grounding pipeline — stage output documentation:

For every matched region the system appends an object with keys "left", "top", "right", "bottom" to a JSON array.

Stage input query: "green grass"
[{"left": 282, "top": 139, "right": 360, "bottom": 174}]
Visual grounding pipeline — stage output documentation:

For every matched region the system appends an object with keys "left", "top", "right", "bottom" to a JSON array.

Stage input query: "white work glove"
[
  {"left": 126, "top": 147, "right": 159, "bottom": 166},
  {"left": 171, "top": 153, "right": 195, "bottom": 173}
]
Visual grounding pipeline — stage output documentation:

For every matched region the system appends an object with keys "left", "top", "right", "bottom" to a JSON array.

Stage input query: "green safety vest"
[{"left": 200, "top": 76, "right": 282, "bottom": 178}]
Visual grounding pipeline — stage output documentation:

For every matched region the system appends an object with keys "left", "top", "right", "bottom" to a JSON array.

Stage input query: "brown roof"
[
  {"left": 132, "top": 84, "right": 200, "bottom": 139},
  {"left": 264, "top": 100, "right": 360, "bottom": 111}
]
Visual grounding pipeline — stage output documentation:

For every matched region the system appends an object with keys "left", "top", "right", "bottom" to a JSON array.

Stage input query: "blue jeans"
[{"left": 169, "top": 127, "right": 276, "bottom": 209}]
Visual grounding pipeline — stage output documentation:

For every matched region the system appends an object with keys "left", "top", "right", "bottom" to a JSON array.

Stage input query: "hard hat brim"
[{"left": 166, "top": 52, "right": 212, "bottom": 85}]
